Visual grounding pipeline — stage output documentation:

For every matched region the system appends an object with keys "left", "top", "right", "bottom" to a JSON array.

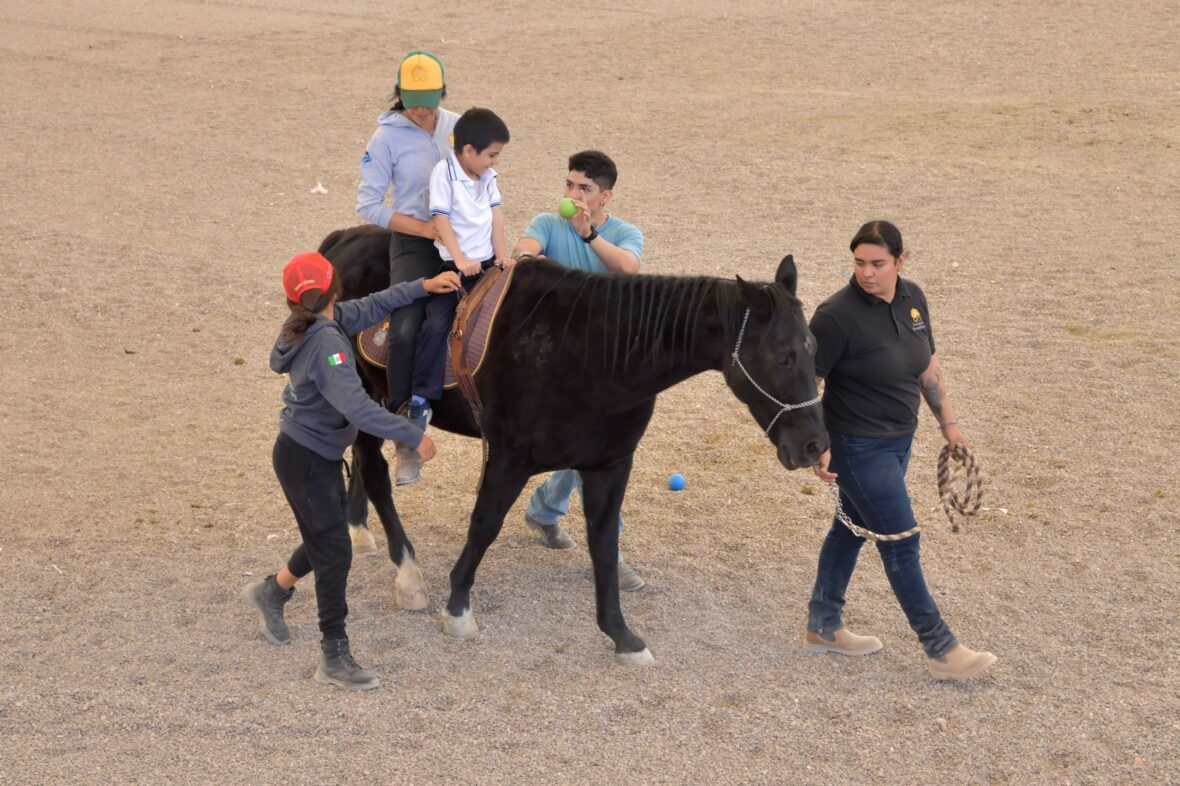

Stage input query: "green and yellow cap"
[{"left": 397, "top": 50, "right": 445, "bottom": 108}]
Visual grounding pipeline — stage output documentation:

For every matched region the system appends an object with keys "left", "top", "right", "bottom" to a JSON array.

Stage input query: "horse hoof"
[
  {"left": 394, "top": 552, "right": 428, "bottom": 610},
  {"left": 441, "top": 609, "right": 479, "bottom": 639},
  {"left": 615, "top": 648, "right": 655, "bottom": 667},
  {"left": 396, "top": 587, "right": 429, "bottom": 611},
  {"left": 349, "top": 525, "right": 377, "bottom": 555}
]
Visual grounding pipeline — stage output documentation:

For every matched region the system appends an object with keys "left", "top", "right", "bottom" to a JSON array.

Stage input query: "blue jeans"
[
  {"left": 525, "top": 470, "right": 625, "bottom": 536},
  {"left": 807, "top": 432, "right": 958, "bottom": 658}
]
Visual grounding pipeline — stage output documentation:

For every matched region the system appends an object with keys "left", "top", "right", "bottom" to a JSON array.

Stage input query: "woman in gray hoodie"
[
  {"left": 356, "top": 50, "right": 461, "bottom": 487},
  {"left": 242, "top": 251, "right": 459, "bottom": 691}
]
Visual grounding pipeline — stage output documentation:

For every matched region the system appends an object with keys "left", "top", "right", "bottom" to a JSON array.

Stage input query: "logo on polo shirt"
[{"left": 910, "top": 308, "right": 927, "bottom": 332}]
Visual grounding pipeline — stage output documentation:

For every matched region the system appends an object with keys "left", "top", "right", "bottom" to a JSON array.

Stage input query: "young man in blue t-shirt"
[{"left": 511, "top": 150, "right": 646, "bottom": 592}]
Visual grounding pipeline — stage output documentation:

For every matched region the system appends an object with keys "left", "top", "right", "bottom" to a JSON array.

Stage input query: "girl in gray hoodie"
[{"left": 242, "top": 251, "right": 458, "bottom": 691}]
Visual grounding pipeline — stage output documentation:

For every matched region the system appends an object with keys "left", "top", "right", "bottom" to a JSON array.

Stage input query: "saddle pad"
[{"left": 356, "top": 267, "right": 515, "bottom": 389}]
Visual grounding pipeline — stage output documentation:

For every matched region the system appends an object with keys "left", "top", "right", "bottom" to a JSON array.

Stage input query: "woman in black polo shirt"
[{"left": 804, "top": 220, "right": 996, "bottom": 682}]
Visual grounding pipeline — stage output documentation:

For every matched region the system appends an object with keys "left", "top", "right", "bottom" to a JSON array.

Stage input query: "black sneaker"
[
  {"left": 241, "top": 574, "right": 294, "bottom": 645},
  {"left": 315, "top": 638, "right": 380, "bottom": 691}
]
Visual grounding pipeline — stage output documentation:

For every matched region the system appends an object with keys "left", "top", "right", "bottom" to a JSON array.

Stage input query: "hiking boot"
[
  {"left": 804, "top": 628, "right": 883, "bottom": 656},
  {"left": 524, "top": 513, "right": 576, "bottom": 549},
  {"left": 241, "top": 574, "right": 294, "bottom": 645},
  {"left": 927, "top": 644, "right": 997, "bottom": 682},
  {"left": 314, "top": 638, "right": 380, "bottom": 691},
  {"left": 394, "top": 402, "right": 432, "bottom": 487},
  {"left": 617, "top": 555, "right": 646, "bottom": 592}
]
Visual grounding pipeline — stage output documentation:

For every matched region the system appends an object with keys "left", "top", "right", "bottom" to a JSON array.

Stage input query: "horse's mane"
[{"left": 511, "top": 261, "right": 797, "bottom": 373}]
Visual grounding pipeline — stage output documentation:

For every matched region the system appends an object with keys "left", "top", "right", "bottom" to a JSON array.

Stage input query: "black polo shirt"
[{"left": 809, "top": 276, "right": 936, "bottom": 438}]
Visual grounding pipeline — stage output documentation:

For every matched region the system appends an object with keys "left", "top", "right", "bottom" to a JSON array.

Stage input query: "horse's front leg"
[
  {"left": 580, "top": 457, "right": 653, "bottom": 666},
  {"left": 353, "top": 430, "right": 428, "bottom": 610},
  {"left": 441, "top": 454, "right": 530, "bottom": 639}
]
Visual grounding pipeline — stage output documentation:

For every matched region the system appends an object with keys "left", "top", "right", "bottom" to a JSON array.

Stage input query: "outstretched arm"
[
  {"left": 919, "top": 354, "right": 970, "bottom": 450},
  {"left": 512, "top": 236, "right": 542, "bottom": 260}
]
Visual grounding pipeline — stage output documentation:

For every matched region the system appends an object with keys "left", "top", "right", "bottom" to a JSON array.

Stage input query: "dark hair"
[
  {"left": 568, "top": 150, "right": 617, "bottom": 191},
  {"left": 279, "top": 274, "right": 343, "bottom": 346},
  {"left": 849, "top": 220, "right": 903, "bottom": 258},
  {"left": 453, "top": 107, "right": 510, "bottom": 154},
  {"left": 388, "top": 85, "right": 448, "bottom": 111}
]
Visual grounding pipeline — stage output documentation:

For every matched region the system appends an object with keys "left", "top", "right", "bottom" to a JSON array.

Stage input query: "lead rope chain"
[
  {"left": 731, "top": 309, "right": 822, "bottom": 436},
  {"left": 832, "top": 443, "right": 984, "bottom": 541}
]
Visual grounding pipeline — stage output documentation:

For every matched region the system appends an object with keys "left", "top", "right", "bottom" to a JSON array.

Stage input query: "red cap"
[{"left": 283, "top": 251, "right": 335, "bottom": 302}]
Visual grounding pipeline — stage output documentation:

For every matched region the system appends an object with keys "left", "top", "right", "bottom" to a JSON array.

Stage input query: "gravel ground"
[{"left": 1, "top": 1, "right": 1177, "bottom": 783}]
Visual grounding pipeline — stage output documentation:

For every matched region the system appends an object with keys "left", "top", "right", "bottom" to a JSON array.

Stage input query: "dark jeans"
[
  {"left": 385, "top": 232, "right": 444, "bottom": 412},
  {"left": 806, "top": 431, "right": 958, "bottom": 658},
  {"left": 410, "top": 260, "right": 491, "bottom": 401},
  {"left": 274, "top": 433, "right": 352, "bottom": 641}
]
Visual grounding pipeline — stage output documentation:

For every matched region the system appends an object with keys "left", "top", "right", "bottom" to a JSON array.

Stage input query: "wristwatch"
[{"left": 581, "top": 225, "right": 598, "bottom": 244}]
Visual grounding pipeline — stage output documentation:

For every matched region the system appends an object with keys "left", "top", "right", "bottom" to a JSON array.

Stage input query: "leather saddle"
[{"left": 357, "top": 265, "right": 515, "bottom": 390}]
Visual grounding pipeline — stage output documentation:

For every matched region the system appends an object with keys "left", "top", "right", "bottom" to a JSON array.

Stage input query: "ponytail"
[{"left": 279, "top": 275, "right": 342, "bottom": 346}]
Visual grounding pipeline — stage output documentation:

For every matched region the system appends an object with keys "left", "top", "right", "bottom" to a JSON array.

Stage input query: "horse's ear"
[
  {"left": 736, "top": 275, "right": 772, "bottom": 317},
  {"left": 775, "top": 254, "right": 797, "bottom": 296}
]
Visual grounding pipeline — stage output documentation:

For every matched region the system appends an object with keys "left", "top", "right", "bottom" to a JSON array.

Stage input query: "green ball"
[{"left": 558, "top": 198, "right": 577, "bottom": 219}]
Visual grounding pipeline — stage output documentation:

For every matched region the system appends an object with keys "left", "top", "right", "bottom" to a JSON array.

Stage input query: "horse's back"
[{"left": 319, "top": 225, "right": 393, "bottom": 300}]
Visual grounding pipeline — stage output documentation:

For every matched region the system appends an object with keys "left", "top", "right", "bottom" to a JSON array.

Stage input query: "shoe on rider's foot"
[
  {"left": 617, "top": 554, "right": 646, "bottom": 592},
  {"left": 804, "top": 628, "right": 883, "bottom": 656},
  {"left": 314, "top": 638, "right": 380, "bottom": 691},
  {"left": 394, "top": 442, "right": 421, "bottom": 486},
  {"left": 524, "top": 513, "right": 576, "bottom": 549},
  {"left": 394, "top": 399, "right": 432, "bottom": 487},
  {"left": 927, "top": 644, "right": 997, "bottom": 682},
  {"left": 241, "top": 574, "right": 294, "bottom": 645}
]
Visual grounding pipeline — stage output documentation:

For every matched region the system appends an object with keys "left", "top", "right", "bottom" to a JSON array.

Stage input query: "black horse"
[{"left": 320, "top": 225, "right": 827, "bottom": 664}]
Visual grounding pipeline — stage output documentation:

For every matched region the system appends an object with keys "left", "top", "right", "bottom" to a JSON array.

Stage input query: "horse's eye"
[{"left": 774, "top": 352, "right": 794, "bottom": 367}]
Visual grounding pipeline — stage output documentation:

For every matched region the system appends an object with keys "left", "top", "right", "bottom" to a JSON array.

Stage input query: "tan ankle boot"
[
  {"left": 927, "top": 644, "right": 997, "bottom": 681},
  {"left": 804, "top": 628, "right": 883, "bottom": 655}
]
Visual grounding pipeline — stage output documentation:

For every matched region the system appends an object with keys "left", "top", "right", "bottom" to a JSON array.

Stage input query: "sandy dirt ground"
[{"left": 2, "top": 1, "right": 1178, "bottom": 783}]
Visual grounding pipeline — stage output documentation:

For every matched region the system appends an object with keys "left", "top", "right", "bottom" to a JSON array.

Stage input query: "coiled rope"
[
  {"left": 936, "top": 443, "right": 984, "bottom": 533},
  {"left": 832, "top": 443, "right": 984, "bottom": 541}
]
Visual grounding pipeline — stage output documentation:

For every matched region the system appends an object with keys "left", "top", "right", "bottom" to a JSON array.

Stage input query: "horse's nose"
[{"left": 804, "top": 439, "right": 824, "bottom": 462}]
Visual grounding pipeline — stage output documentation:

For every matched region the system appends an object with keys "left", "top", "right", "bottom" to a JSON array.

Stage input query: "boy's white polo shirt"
[{"left": 429, "top": 153, "right": 501, "bottom": 262}]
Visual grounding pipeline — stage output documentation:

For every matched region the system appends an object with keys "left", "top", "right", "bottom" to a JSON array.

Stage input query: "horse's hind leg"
[
  {"left": 353, "top": 430, "right": 428, "bottom": 610},
  {"left": 580, "top": 458, "right": 652, "bottom": 665},
  {"left": 442, "top": 456, "right": 530, "bottom": 639},
  {"left": 346, "top": 453, "right": 377, "bottom": 554}
]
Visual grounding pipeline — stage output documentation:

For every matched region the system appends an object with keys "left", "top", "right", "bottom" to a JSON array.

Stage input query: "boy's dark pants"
[
  {"left": 273, "top": 433, "right": 351, "bottom": 641},
  {"left": 410, "top": 264, "right": 488, "bottom": 401}
]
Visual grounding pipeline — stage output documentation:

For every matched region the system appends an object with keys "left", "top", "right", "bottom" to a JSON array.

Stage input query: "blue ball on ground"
[{"left": 668, "top": 473, "right": 686, "bottom": 491}]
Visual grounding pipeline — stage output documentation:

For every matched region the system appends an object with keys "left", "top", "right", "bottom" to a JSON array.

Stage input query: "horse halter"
[{"left": 731, "top": 308, "right": 822, "bottom": 436}]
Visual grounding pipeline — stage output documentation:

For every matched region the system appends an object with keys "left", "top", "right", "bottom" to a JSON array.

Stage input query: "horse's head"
[{"left": 724, "top": 255, "right": 828, "bottom": 470}]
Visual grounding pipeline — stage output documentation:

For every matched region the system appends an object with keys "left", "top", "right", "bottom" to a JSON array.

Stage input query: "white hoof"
[
  {"left": 349, "top": 525, "right": 377, "bottom": 555},
  {"left": 394, "top": 551, "right": 428, "bottom": 610},
  {"left": 615, "top": 648, "right": 655, "bottom": 667},
  {"left": 441, "top": 608, "right": 479, "bottom": 639}
]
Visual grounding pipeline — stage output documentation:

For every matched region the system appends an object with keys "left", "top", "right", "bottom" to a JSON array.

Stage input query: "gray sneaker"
[
  {"left": 524, "top": 513, "right": 576, "bottom": 549},
  {"left": 394, "top": 402, "right": 432, "bottom": 487},
  {"left": 241, "top": 574, "right": 294, "bottom": 645},
  {"left": 394, "top": 442, "right": 421, "bottom": 486},
  {"left": 314, "top": 638, "right": 380, "bottom": 691},
  {"left": 617, "top": 555, "right": 646, "bottom": 592}
]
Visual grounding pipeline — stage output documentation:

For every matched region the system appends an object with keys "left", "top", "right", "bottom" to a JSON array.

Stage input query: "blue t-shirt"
[{"left": 522, "top": 213, "right": 644, "bottom": 273}]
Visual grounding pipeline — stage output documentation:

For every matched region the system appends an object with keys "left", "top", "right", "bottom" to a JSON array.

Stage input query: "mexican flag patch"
[{"left": 327, "top": 352, "right": 346, "bottom": 366}]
